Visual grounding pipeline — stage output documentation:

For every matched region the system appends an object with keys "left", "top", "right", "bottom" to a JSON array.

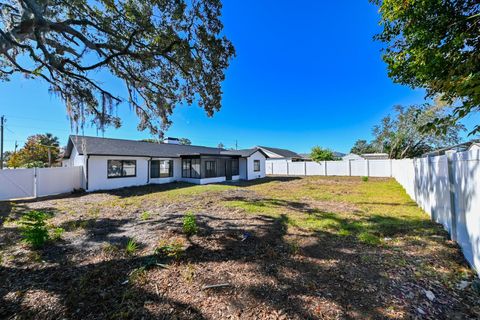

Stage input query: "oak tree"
[{"left": 0, "top": 0, "right": 235, "bottom": 136}]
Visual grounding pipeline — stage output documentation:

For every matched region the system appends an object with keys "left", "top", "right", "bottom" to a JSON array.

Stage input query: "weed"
[
  {"left": 155, "top": 239, "right": 184, "bottom": 259},
  {"left": 18, "top": 211, "right": 50, "bottom": 248},
  {"left": 87, "top": 206, "right": 100, "bottom": 218},
  {"left": 129, "top": 266, "right": 148, "bottom": 285},
  {"left": 362, "top": 176, "right": 369, "bottom": 182},
  {"left": 287, "top": 239, "right": 300, "bottom": 255},
  {"left": 125, "top": 238, "right": 138, "bottom": 255},
  {"left": 50, "top": 227, "right": 65, "bottom": 241},
  {"left": 183, "top": 211, "right": 198, "bottom": 236},
  {"left": 102, "top": 242, "right": 119, "bottom": 255},
  {"left": 182, "top": 263, "right": 196, "bottom": 283},
  {"left": 358, "top": 232, "right": 381, "bottom": 245},
  {"left": 140, "top": 211, "right": 151, "bottom": 221}
]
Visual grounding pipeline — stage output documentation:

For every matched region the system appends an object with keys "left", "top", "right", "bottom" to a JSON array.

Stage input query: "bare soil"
[{"left": 0, "top": 177, "right": 479, "bottom": 319}]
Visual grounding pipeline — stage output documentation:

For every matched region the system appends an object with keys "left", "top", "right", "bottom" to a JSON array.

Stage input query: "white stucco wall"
[
  {"left": 246, "top": 151, "right": 266, "bottom": 180},
  {"left": 87, "top": 155, "right": 150, "bottom": 191}
]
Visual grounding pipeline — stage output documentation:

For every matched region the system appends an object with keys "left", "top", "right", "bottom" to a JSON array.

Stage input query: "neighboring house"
[
  {"left": 361, "top": 153, "right": 389, "bottom": 160},
  {"left": 423, "top": 140, "right": 480, "bottom": 157},
  {"left": 342, "top": 153, "right": 364, "bottom": 161},
  {"left": 62, "top": 135, "right": 268, "bottom": 192},
  {"left": 257, "top": 146, "right": 303, "bottom": 162}
]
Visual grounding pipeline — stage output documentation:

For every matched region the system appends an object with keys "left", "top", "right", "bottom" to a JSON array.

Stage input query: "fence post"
[
  {"left": 286, "top": 160, "right": 289, "bottom": 176},
  {"left": 446, "top": 151, "right": 458, "bottom": 242},
  {"left": 324, "top": 161, "right": 328, "bottom": 176},
  {"left": 33, "top": 167, "right": 38, "bottom": 198},
  {"left": 348, "top": 160, "right": 352, "bottom": 176},
  {"left": 389, "top": 159, "right": 393, "bottom": 177},
  {"left": 304, "top": 161, "right": 307, "bottom": 176},
  {"left": 366, "top": 159, "right": 370, "bottom": 177}
]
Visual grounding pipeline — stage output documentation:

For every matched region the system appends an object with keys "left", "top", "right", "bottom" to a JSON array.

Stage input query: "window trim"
[
  {"left": 253, "top": 160, "right": 261, "bottom": 172},
  {"left": 107, "top": 160, "right": 137, "bottom": 179}
]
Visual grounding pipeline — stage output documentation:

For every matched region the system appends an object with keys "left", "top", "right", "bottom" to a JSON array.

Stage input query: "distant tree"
[
  {"left": 371, "top": 0, "right": 480, "bottom": 135},
  {"left": 372, "top": 104, "right": 465, "bottom": 159},
  {"left": 350, "top": 140, "right": 378, "bottom": 155},
  {"left": 217, "top": 142, "right": 225, "bottom": 149},
  {"left": 310, "top": 146, "right": 335, "bottom": 162},
  {"left": 179, "top": 138, "right": 191, "bottom": 145},
  {"left": 0, "top": 0, "right": 235, "bottom": 136},
  {"left": 7, "top": 133, "right": 61, "bottom": 167},
  {"left": 140, "top": 138, "right": 160, "bottom": 143},
  {"left": 6, "top": 152, "right": 22, "bottom": 168}
]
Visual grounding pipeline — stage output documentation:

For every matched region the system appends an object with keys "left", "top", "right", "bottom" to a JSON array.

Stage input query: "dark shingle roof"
[
  {"left": 257, "top": 146, "right": 301, "bottom": 159},
  {"left": 64, "top": 135, "right": 236, "bottom": 158},
  {"left": 221, "top": 148, "right": 267, "bottom": 157}
]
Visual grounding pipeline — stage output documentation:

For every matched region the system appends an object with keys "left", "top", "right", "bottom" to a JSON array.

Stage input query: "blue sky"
[{"left": 1, "top": 1, "right": 478, "bottom": 153}]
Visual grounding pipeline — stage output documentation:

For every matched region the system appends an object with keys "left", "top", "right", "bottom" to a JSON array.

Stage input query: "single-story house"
[
  {"left": 342, "top": 153, "right": 364, "bottom": 161},
  {"left": 361, "top": 153, "right": 389, "bottom": 160},
  {"left": 342, "top": 153, "right": 390, "bottom": 161},
  {"left": 62, "top": 135, "right": 268, "bottom": 192}
]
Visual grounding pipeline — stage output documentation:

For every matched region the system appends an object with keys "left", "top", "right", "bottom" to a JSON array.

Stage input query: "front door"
[{"left": 225, "top": 160, "right": 232, "bottom": 180}]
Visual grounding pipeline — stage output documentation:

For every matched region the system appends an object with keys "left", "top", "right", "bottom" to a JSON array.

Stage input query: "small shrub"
[
  {"left": 155, "top": 239, "right": 184, "bottom": 260},
  {"left": 140, "top": 211, "right": 151, "bottom": 221},
  {"left": 125, "top": 238, "right": 138, "bottom": 255},
  {"left": 50, "top": 227, "right": 65, "bottom": 241},
  {"left": 362, "top": 176, "right": 369, "bottom": 182},
  {"left": 18, "top": 211, "right": 50, "bottom": 248},
  {"left": 183, "top": 212, "right": 198, "bottom": 236}
]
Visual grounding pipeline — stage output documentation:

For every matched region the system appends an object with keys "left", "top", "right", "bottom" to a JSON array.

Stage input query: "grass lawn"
[{"left": 0, "top": 176, "right": 479, "bottom": 319}]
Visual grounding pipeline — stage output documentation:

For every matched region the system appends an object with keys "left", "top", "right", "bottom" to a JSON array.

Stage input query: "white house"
[
  {"left": 62, "top": 135, "right": 268, "bottom": 192},
  {"left": 342, "top": 153, "right": 364, "bottom": 161},
  {"left": 257, "top": 146, "right": 303, "bottom": 162}
]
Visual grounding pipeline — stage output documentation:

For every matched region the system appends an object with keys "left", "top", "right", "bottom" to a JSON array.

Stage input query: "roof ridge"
[{"left": 69, "top": 135, "right": 222, "bottom": 150}]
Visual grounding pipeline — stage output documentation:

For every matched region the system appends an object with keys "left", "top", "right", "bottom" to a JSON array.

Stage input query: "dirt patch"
[{"left": 1, "top": 177, "right": 479, "bottom": 319}]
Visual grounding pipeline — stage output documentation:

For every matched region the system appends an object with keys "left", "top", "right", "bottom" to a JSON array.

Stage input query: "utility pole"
[
  {"left": 0, "top": 115, "right": 4, "bottom": 170},
  {"left": 235, "top": 140, "right": 238, "bottom": 150}
]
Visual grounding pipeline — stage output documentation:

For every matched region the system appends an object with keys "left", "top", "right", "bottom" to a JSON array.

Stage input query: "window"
[
  {"left": 108, "top": 160, "right": 136, "bottom": 178},
  {"left": 232, "top": 159, "right": 239, "bottom": 176},
  {"left": 182, "top": 159, "right": 200, "bottom": 178},
  {"left": 151, "top": 160, "right": 173, "bottom": 178},
  {"left": 205, "top": 161, "right": 217, "bottom": 178},
  {"left": 254, "top": 160, "right": 260, "bottom": 172}
]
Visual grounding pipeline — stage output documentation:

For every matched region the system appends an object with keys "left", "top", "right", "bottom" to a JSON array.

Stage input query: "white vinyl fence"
[
  {"left": 268, "top": 153, "right": 480, "bottom": 274},
  {"left": 267, "top": 159, "right": 393, "bottom": 177},
  {"left": 0, "top": 166, "right": 83, "bottom": 201}
]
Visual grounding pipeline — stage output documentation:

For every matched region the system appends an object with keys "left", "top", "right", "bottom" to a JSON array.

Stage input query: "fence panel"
[
  {"left": 350, "top": 160, "right": 367, "bottom": 176},
  {"left": 368, "top": 160, "right": 391, "bottom": 177},
  {"left": 0, "top": 169, "right": 35, "bottom": 200},
  {"left": 325, "top": 161, "right": 349, "bottom": 176},
  {"left": 0, "top": 166, "right": 83, "bottom": 201},
  {"left": 428, "top": 156, "right": 452, "bottom": 233},
  {"left": 306, "top": 161, "right": 325, "bottom": 175},
  {"left": 287, "top": 162, "right": 306, "bottom": 176},
  {"left": 452, "top": 149, "right": 480, "bottom": 273},
  {"left": 37, "top": 166, "right": 83, "bottom": 197}
]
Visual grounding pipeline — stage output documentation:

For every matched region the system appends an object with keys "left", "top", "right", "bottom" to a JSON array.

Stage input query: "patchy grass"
[{"left": 1, "top": 177, "right": 478, "bottom": 319}]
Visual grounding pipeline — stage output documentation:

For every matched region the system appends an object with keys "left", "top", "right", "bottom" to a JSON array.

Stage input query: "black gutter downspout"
[{"left": 85, "top": 155, "right": 90, "bottom": 191}]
